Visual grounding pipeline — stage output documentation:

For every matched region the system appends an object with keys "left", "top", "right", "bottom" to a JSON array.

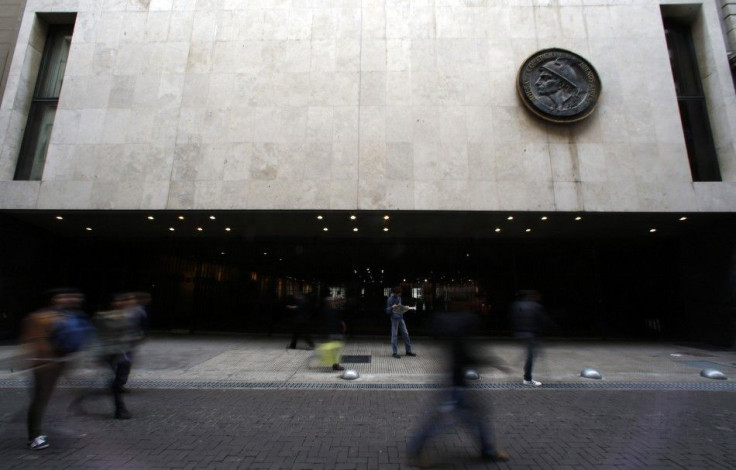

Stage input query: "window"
[
  {"left": 14, "top": 24, "right": 73, "bottom": 180},
  {"left": 663, "top": 18, "right": 721, "bottom": 182}
]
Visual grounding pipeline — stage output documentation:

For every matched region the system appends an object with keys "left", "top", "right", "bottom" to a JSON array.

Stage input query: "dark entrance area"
[{"left": 1, "top": 210, "right": 734, "bottom": 346}]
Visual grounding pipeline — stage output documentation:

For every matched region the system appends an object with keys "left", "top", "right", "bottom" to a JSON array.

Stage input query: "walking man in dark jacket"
[{"left": 509, "top": 290, "right": 551, "bottom": 386}]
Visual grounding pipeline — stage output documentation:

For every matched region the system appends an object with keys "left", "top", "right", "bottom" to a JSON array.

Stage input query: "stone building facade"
[{"left": 0, "top": 1, "right": 734, "bottom": 343}]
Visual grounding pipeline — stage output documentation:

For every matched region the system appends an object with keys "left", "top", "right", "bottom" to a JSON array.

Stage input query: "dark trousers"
[
  {"left": 108, "top": 353, "right": 132, "bottom": 411},
  {"left": 289, "top": 322, "right": 314, "bottom": 348},
  {"left": 518, "top": 334, "right": 537, "bottom": 381},
  {"left": 27, "top": 362, "right": 64, "bottom": 440}
]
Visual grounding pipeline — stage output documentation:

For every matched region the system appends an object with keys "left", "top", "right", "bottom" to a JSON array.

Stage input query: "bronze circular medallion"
[{"left": 517, "top": 48, "right": 601, "bottom": 123}]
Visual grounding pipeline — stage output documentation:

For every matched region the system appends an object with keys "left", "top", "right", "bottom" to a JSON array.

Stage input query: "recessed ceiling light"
[
  {"left": 350, "top": 215, "right": 357, "bottom": 220},
  {"left": 494, "top": 228, "right": 501, "bottom": 232},
  {"left": 650, "top": 228, "right": 657, "bottom": 233},
  {"left": 323, "top": 227, "right": 329, "bottom": 231},
  {"left": 541, "top": 216, "right": 548, "bottom": 220},
  {"left": 196, "top": 227, "right": 203, "bottom": 231},
  {"left": 383, "top": 215, "right": 390, "bottom": 220},
  {"left": 209, "top": 215, "right": 216, "bottom": 220},
  {"left": 56, "top": 216, "right": 63, "bottom": 220},
  {"left": 85, "top": 227, "right": 93, "bottom": 231},
  {"left": 679, "top": 216, "right": 687, "bottom": 221},
  {"left": 225, "top": 227, "right": 231, "bottom": 231},
  {"left": 526, "top": 228, "right": 532, "bottom": 232},
  {"left": 507, "top": 216, "right": 514, "bottom": 220},
  {"left": 220, "top": 252, "right": 226, "bottom": 255},
  {"left": 353, "top": 227, "right": 359, "bottom": 232},
  {"left": 317, "top": 215, "right": 323, "bottom": 220},
  {"left": 178, "top": 215, "right": 185, "bottom": 220},
  {"left": 147, "top": 216, "right": 154, "bottom": 220},
  {"left": 575, "top": 216, "right": 582, "bottom": 221},
  {"left": 383, "top": 227, "right": 389, "bottom": 232},
  {"left": 169, "top": 227, "right": 175, "bottom": 231}
]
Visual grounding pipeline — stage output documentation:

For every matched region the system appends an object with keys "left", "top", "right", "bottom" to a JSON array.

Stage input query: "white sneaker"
[
  {"left": 28, "top": 435, "right": 49, "bottom": 450},
  {"left": 523, "top": 379, "right": 542, "bottom": 386}
]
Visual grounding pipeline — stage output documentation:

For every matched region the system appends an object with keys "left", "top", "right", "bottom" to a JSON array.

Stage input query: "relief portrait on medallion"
[{"left": 517, "top": 49, "right": 602, "bottom": 123}]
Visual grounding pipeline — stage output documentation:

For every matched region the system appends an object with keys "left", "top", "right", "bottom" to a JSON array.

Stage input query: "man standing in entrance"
[
  {"left": 386, "top": 287, "right": 416, "bottom": 358},
  {"left": 509, "top": 290, "right": 551, "bottom": 386}
]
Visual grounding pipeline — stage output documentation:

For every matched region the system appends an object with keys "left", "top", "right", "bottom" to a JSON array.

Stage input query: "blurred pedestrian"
[
  {"left": 318, "top": 292, "right": 346, "bottom": 371},
  {"left": 19, "top": 288, "right": 93, "bottom": 450},
  {"left": 72, "top": 291, "right": 148, "bottom": 419},
  {"left": 407, "top": 310, "right": 510, "bottom": 466},
  {"left": 386, "top": 287, "right": 416, "bottom": 358},
  {"left": 509, "top": 289, "right": 552, "bottom": 386},
  {"left": 286, "top": 291, "right": 315, "bottom": 350}
]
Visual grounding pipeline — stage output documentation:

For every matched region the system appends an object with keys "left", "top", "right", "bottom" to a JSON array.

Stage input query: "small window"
[{"left": 14, "top": 25, "right": 73, "bottom": 181}]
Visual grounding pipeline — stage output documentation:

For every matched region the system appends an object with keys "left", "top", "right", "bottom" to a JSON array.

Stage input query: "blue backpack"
[{"left": 51, "top": 311, "right": 95, "bottom": 354}]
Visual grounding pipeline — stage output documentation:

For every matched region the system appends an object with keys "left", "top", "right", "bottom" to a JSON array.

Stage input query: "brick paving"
[{"left": 1, "top": 386, "right": 734, "bottom": 469}]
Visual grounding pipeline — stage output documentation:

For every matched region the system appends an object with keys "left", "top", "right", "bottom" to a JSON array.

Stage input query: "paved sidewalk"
[
  {"left": 1, "top": 335, "right": 735, "bottom": 388},
  {"left": 0, "top": 336, "right": 735, "bottom": 469}
]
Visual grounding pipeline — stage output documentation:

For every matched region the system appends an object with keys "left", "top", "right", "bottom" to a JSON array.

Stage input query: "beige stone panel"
[
  {"left": 186, "top": 41, "right": 214, "bottom": 73},
  {"left": 306, "top": 107, "right": 333, "bottom": 143},
  {"left": 410, "top": 5, "right": 436, "bottom": 39},
  {"left": 468, "top": 181, "right": 500, "bottom": 211},
  {"left": 385, "top": 106, "right": 412, "bottom": 143},
  {"left": 145, "top": 12, "right": 171, "bottom": 42},
  {"left": 693, "top": 183, "right": 736, "bottom": 211},
  {"left": 335, "top": 38, "right": 360, "bottom": 71},
  {"left": 41, "top": 144, "right": 74, "bottom": 181},
  {"left": 191, "top": 10, "right": 218, "bottom": 42},
  {"left": 465, "top": 106, "right": 494, "bottom": 144},
  {"left": 0, "top": 181, "right": 40, "bottom": 209},
  {"left": 219, "top": 180, "right": 250, "bottom": 209},
  {"left": 583, "top": 5, "right": 615, "bottom": 40},
  {"left": 362, "top": 1, "right": 386, "bottom": 39},
  {"left": 301, "top": 143, "right": 334, "bottom": 182},
  {"left": 360, "top": 72, "right": 387, "bottom": 106},
  {"left": 223, "top": 143, "right": 254, "bottom": 181},
  {"left": 108, "top": 75, "right": 136, "bottom": 109},
  {"left": 331, "top": 141, "right": 359, "bottom": 180},
  {"left": 387, "top": 40, "right": 410, "bottom": 71},
  {"left": 66, "top": 42, "right": 94, "bottom": 78},
  {"left": 169, "top": 11, "right": 194, "bottom": 41},
  {"left": 181, "top": 74, "right": 209, "bottom": 108},
  {"left": 274, "top": 73, "right": 311, "bottom": 107},
  {"left": 657, "top": 143, "right": 692, "bottom": 183},
  {"left": 386, "top": 2, "right": 411, "bottom": 39},
  {"left": 495, "top": 142, "right": 525, "bottom": 183},
  {"left": 112, "top": 43, "right": 148, "bottom": 76},
  {"left": 360, "top": 106, "right": 386, "bottom": 142},
  {"left": 87, "top": 180, "right": 147, "bottom": 209},
  {"left": 251, "top": 107, "right": 283, "bottom": 143},
  {"left": 311, "top": 8, "right": 337, "bottom": 39},
  {"left": 192, "top": 180, "right": 226, "bottom": 209},
  {"left": 526, "top": 181, "right": 556, "bottom": 211},
  {"left": 249, "top": 142, "right": 279, "bottom": 180},
  {"left": 491, "top": 106, "right": 522, "bottom": 144},
  {"left": 37, "top": 181, "right": 94, "bottom": 209},
  {"left": 551, "top": 181, "right": 582, "bottom": 211},
  {"left": 464, "top": 70, "right": 493, "bottom": 107},
  {"left": 362, "top": 39, "right": 387, "bottom": 72},
  {"left": 327, "top": 179, "right": 359, "bottom": 209},
  {"left": 75, "top": 109, "right": 106, "bottom": 145},
  {"left": 384, "top": 179, "right": 415, "bottom": 210},
  {"left": 386, "top": 142, "right": 413, "bottom": 181},
  {"left": 96, "top": 12, "right": 124, "bottom": 46},
  {"left": 153, "top": 42, "right": 190, "bottom": 74},
  {"left": 410, "top": 40, "right": 436, "bottom": 72},
  {"left": 166, "top": 180, "right": 195, "bottom": 209},
  {"left": 216, "top": 10, "right": 241, "bottom": 42},
  {"left": 247, "top": 179, "right": 329, "bottom": 209},
  {"left": 311, "top": 39, "right": 336, "bottom": 72},
  {"left": 604, "top": 144, "right": 638, "bottom": 182},
  {"left": 417, "top": 142, "right": 468, "bottom": 182},
  {"left": 171, "top": 142, "right": 201, "bottom": 180},
  {"left": 559, "top": 6, "right": 586, "bottom": 39},
  {"left": 629, "top": 142, "right": 663, "bottom": 184},
  {"left": 576, "top": 144, "right": 606, "bottom": 183},
  {"left": 522, "top": 142, "right": 553, "bottom": 182},
  {"left": 415, "top": 180, "right": 471, "bottom": 211},
  {"left": 358, "top": 141, "right": 387, "bottom": 180},
  {"left": 413, "top": 106, "right": 441, "bottom": 143},
  {"left": 636, "top": 182, "right": 699, "bottom": 212},
  {"left": 435, "top": 6, "right": 470, "bottom": 39},
  {"left": 533, "top": 6, "right": 563, "bottom": 40},
  {"left": 467, "top": 142, "right": 495, "bottom": 181},
  {"left": 333, "top": 107, "right": 359, "bottom": 142},
  {"left": 90, "top": 144, "right": 125, "bottom": 181},
  {"left": 336, "top": 6, "right": 363, "bottom": 39},
  {"left": 386, "top": 71, "right": 412, "bottom": 106},
  {"left": 439, "top": 106, "right": 467, "bottom": 144},
  {"left": 280, "top": 107, "right": 308, "bottom": 143},
  {"left": 309, "top": 72, "right": 359, "bottom": 106},
  {"left": 357, "top": 177, "right": 388, "bottom": 210},
  {"left": 548, "top": 143, "right": 577, "bottom": 182},
  {"left": 577, "top": 182, "right": 616, "bottom": 212}
]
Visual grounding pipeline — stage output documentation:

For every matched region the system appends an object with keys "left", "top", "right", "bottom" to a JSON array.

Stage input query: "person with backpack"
[{"left": 19, "top": 288, "right": 93, "bottom": 450}]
